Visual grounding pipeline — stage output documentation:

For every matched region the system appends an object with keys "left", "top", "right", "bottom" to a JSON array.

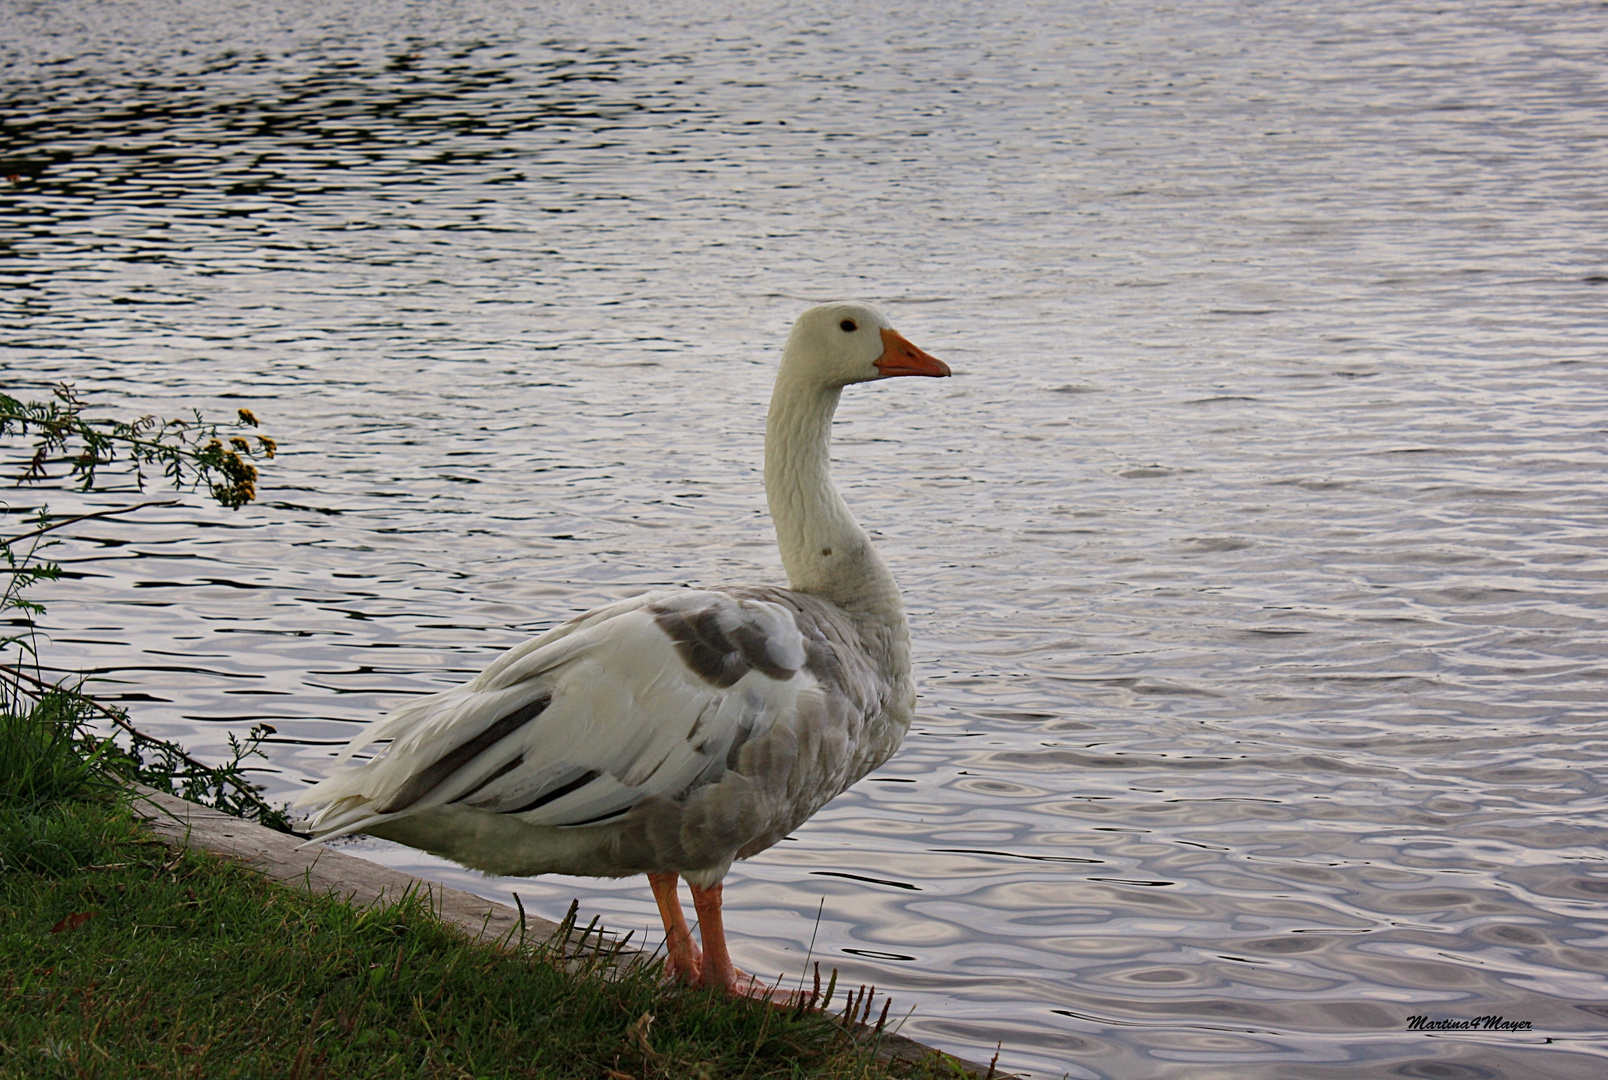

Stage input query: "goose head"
[{"left": 780, "top": 301, "right": 951, "bottom": 388}]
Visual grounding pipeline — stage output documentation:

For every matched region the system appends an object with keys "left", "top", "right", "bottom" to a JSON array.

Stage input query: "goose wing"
[{"left": 296, "top": 587, "right": 844, "bottom": 843}]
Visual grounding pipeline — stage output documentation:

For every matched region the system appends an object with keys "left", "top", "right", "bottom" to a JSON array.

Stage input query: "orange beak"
[{"left": 875, "top": 327, "right": 951, "bottom": 378}]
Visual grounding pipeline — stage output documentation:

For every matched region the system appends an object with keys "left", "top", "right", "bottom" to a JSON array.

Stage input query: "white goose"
[{"left": 296, "top": 302, "right": 950, "bottom": 996}]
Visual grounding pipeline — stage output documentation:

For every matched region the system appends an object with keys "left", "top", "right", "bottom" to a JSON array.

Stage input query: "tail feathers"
[
  {"left": 296, "top": 794, "right": 405, "bottom": 847},
  {"left": 291, "top": 610, "right": 629, "bottom": 850},
  {"left": 326, "top": 692, "right": 443, "bottom": 768},
  {"left": 292, "top": 756, "right": 383, "bottom": 811},
  {"left": 292, "top": 685, "right": 480, "bottom": 815}
]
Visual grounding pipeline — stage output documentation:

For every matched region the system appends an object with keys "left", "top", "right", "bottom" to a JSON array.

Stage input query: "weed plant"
[{"left": 1, "top": 385, "right": 290, "bottom": 829}]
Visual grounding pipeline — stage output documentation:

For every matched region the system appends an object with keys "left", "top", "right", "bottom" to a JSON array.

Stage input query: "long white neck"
[{"left": 764, "top": 370, "right": 905, "bottom": 629}]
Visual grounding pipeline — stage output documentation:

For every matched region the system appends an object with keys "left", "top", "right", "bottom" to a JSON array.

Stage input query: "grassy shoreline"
[{"left": 0, "top": 701, "right": 966, "bottom": 1079}]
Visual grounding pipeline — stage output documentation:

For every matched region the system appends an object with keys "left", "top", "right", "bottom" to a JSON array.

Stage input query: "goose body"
[{"left": 296, "top": 302, "right": 950, "bottom": 993}]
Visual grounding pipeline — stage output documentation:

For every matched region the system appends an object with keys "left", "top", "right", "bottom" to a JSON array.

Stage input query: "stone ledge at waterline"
[{"left": 128, "top": 786, "right": 1010, "bottom": 1079}]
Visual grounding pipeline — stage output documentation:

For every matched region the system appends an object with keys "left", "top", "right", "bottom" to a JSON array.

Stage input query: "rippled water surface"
[{"left": 5, "top": 0, "right": 1608, "bottom": 1075}]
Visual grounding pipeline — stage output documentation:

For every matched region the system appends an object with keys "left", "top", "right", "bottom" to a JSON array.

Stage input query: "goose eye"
[{"left": 839, "top": 319, "right": 857, "bottom": 332}]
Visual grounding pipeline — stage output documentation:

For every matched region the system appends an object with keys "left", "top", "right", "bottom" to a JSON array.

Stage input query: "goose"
[{"left": 295, "top": 301, "right": 950, "bottom": 996}]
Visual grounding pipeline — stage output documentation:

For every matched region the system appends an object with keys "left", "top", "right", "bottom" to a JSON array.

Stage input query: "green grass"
[{"left": 0, "top": 704, "right": 963, "bottom": 1080}]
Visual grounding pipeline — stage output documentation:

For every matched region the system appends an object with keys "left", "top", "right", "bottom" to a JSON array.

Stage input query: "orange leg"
[
  {"left": 688, "top": 880, "right": 780, "bottom": 1000},
  {"left": 648, "top": 872, "right": 701, "bottom": 984}
]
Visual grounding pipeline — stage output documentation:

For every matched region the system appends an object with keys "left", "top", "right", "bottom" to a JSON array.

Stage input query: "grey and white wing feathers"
[{"left": 295, "top": 587, "right": 884, "bottom": 859}]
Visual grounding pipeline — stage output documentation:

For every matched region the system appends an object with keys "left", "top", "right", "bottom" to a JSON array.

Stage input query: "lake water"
[{"left": 4, "top": 0, "right": 1607, "bottom": 1075}]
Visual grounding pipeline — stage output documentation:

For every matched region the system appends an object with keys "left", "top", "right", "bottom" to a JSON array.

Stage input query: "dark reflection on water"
[{"left": 6, "top": 0, "right": 1608, "bottom": 1075}]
